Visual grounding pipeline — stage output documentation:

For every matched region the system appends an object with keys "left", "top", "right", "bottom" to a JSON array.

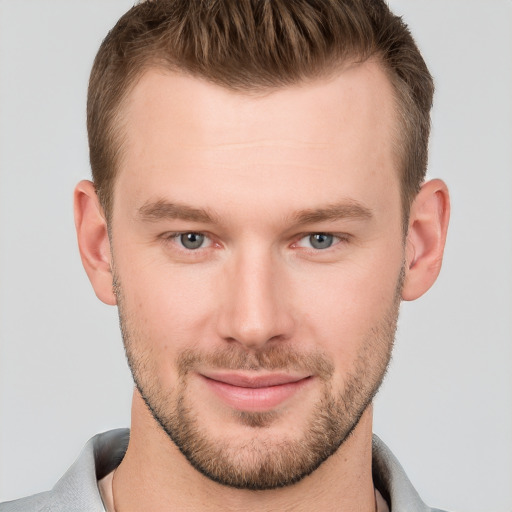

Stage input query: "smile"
[{"left": 199, "top": 372, "right": 313, "bottom": 412}]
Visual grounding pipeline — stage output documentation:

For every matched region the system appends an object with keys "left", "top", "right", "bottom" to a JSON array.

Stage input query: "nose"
[{"left": 216, "top": 247, "right": 295, "bottom": 350}]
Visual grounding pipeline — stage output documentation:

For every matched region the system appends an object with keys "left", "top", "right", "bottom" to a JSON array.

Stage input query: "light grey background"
[{"left": 0, "top": 1, "right": 511, "bottom": 510}]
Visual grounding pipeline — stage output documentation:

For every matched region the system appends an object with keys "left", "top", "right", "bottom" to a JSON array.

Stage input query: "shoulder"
[
  {"left": 372, "top": 435, "right": 451, "bottom": 512},
  {"left": 0, "top": 429, "right": 129, "bottom": 512},
  {"left": 0, "top": 491, "right": 53, "bottom": 512}
]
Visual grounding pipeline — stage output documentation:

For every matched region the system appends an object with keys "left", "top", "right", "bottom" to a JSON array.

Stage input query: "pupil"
[
  {"left": 310, "top": 233, "right": 333, "bottom": 249},
  {"left": 181, "top": 233, "right": 204, "bottom": 249}
]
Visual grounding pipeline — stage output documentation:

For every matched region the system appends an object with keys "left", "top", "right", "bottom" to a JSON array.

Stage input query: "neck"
[{"left": 112, "top": 391, "right": 376, "bottom": 512}]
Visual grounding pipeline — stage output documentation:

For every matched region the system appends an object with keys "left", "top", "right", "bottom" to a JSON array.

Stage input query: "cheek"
[
  {"left": 291, "top": 251, "right": 403, "bottom": 366},
  {"left": 116, "top": 259, "right": 219, "bottom": 381},
  {"left": 120, "top": 245, "right": 216, "bottom": 318}
]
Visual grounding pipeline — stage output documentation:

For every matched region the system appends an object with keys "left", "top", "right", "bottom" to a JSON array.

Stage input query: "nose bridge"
[{"left": 218, "top": 242, "right": 293, "bottom": 348}]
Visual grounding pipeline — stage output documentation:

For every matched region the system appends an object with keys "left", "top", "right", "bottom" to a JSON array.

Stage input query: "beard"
[{"left": 114, "top": 270, "right": 402, "bottom": 490}]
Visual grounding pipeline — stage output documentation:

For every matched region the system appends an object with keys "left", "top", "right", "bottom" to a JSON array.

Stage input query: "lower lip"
[{"left": 201, "top": 376, "right": 311, "bottom": 412}]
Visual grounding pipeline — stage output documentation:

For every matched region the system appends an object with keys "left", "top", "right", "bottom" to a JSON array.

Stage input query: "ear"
[
  {"left": 74, "top": 180, "right": 116, "bottom": 305},
  {"left": 402, "top": 179, "right": 450, "bottom": 301}
]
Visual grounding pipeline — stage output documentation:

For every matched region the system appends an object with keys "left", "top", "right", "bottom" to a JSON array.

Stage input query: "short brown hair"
[{"left": 87, "top": 0, "right": 433, "bottom": 223}]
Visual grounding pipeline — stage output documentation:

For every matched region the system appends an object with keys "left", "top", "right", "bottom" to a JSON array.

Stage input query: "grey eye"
[
  {"left": 179, "top": 232, "right": 205, "bottom": 250},
  {"left": 309, "top": 233, "right": 334, "bottom": 249}
]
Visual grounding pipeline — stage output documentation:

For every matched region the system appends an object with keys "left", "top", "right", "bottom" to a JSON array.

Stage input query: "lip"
[{"left": 199, "top": 372, "right": 312, "bottom": 412}]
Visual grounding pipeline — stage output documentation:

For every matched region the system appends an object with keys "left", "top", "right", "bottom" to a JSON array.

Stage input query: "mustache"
[{"left": 177, "top": 344, "right": 334, "bottom": 380}]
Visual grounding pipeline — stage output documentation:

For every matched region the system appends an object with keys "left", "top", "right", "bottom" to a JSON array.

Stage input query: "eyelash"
[
  {"left": 292, "top": 233, "right": 350, "bottom": 251},
  {"left": 160, "top": 231, "right": 350, "bottom": 253},
  {"left": 161, "top": 232, "right": 215, "bottom": 251}
]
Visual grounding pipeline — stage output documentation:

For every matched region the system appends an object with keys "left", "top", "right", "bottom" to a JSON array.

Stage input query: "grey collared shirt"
[{"left": 0, "top": 429, "right": 448, "bottom": 511}]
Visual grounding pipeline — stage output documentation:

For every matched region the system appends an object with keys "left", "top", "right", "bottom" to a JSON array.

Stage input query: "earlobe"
[
  {"left": 74, "top": 180, "right": 117, "bottom": 306},
  {"left": 402, "top": 179, "right": 450, "bottom": 301}
]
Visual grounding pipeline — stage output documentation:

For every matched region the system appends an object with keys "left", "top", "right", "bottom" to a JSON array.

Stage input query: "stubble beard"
[{"left": 114, "top": 271, "right": 402, "bottom": 490}]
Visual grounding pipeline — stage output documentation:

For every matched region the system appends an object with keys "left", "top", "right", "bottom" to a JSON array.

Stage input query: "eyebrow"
[
  {"left": 137, "top": 198, "right": 372, "bottom": 226},
  {"left": 138, "top": 199, "right": 217, "bottom": 224},
  {"left": 291, "top": 201, "right": 373, "bottom": 225}
]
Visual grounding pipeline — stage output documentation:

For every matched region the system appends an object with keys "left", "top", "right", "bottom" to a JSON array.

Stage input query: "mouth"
[{"left": 199, "top": 372, "right": 313, "bottom": 412}]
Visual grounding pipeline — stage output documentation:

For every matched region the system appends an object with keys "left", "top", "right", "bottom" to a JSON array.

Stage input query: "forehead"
[
  {"left": 114, "top": 61, "right": 400, "bottom": 218},
  {"left": 121, "top": 60, "right": 397, "bottom": 145}
]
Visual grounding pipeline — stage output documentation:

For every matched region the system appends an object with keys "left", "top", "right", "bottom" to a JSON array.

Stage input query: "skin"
[{"left": 75, "top": 60, "right": 449, "bottom": 511}]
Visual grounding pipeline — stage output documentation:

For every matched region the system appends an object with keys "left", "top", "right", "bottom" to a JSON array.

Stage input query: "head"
[{"left": 75, "top": 0, "right": 449, "bottom": 492}]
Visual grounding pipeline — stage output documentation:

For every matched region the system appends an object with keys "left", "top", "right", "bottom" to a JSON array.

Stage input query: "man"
[{"left": 0, "top": 0, "right": 450, "bottom": 510}]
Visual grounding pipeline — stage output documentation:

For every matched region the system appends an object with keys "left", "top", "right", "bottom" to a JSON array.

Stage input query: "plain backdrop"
[{"left": 0, "top": 1, "right": 511, "bottom": 510}]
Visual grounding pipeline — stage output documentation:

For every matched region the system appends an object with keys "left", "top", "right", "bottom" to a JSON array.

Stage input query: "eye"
[
  {"left": 297, "top": 233, "right": 338, "bottom": 250},
  {"left": 177, "top": 232, "right": 208, "bottom": 250},
  {"left": 308, "top": 233, "right": 334, "bottom": 249}
]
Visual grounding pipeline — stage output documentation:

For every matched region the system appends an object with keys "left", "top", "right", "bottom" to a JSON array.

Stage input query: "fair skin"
[{"left": 75, "top": 60, "right": 449, "bottom": 511}]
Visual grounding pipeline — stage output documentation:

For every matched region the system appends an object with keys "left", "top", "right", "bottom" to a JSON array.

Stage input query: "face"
[{"left": 110, "top": 61, "right": 405, "bottom": 489}]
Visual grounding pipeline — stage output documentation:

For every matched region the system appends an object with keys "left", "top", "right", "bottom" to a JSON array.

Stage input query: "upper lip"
[{"left": 200, "top": 372, "right": 310, "bottom": 388}]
